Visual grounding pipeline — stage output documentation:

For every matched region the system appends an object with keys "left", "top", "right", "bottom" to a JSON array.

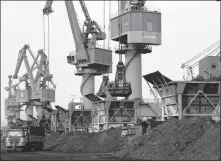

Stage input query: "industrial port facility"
[{"left": 1, "top": 0, "right": 220, "bottom": 160}]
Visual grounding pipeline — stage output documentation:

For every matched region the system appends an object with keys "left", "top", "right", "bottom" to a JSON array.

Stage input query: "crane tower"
[
  {"left": 12, "top": 44, "right": 56, "bottom": 132},
  {"left": 110, "top": 0, "right": 162, "bottom": 100}
]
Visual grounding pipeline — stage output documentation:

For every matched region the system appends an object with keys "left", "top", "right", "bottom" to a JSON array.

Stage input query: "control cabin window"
[
  {"left": 211, "top": 64, "right": 217, "bottom": 70},
  {"left": 147, "top": 21, "right": 153, "bottom": 31}
]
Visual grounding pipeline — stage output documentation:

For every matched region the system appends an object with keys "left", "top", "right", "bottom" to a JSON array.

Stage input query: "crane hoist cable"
[
  {"left": 117, "top": 0, "right": 128, "bottom": 94},
  {"left": 106, "top": 0, "right": 111, "bottom": 78},
  {"left": 108, "top": 0, "right": 111, "bottom": 49},
  {"left": 102, "top": 1, "right": 108, "bottom": 77},
  {"left": 118, "top": 0, "right": 123, "bottom": 58},
  {"left": 48, "top": 15, "right": 50, "bottom": 74},
  {"left": 43, "top": 14, "right": 51, "bottom": 73},
  {"left": 43, "top": 13, "right": 51, "bottom": 88},
  {"left": 43, "top": 15, "right": 46, "bottom": 54},
  {"left": 103, "top": 1, "right": 106, "bottom": 48}
]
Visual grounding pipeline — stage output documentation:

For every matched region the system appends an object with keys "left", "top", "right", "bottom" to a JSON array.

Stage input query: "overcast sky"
[{"left": 1, "top": 1, "right": 220, "bottom": 127}]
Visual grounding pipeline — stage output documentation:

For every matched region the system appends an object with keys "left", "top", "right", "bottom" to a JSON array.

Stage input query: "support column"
[
  {"left": 65, "top": 121, "right": 67, "bottom": 133},
  {"left": 178, "top": 94, "right": 183, "bottom": 120},
  {"left": 69, "top": 111, "right": 73, "bottom": 132},
  {"left": 25, "top": 105, "right": 33, "bottom": 121},
  {"left": 104, "top": 107, "right": 109, "bottom": 130},
  {"left": 161, "top": 99, "right": 165, "bottom": 121},
  {"left": 15, "top": 107, "right": 20, "bottom": 119},
  {"left": 82, "top": 74, "right": 95, "bottom": 110},
  {"left": 36, "top": 106, "right": 43, "bottom": 119},
  {"left": 125, "top": 52, "right": 142, "bottom": 100}
]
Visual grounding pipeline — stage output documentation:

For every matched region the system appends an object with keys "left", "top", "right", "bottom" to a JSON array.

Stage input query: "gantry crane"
[
  {"left": 43, "top": 1, "right": 112, "bottom": 112},
  {"left": 12, "top": 44, "right": 56, "bottom": 132}
]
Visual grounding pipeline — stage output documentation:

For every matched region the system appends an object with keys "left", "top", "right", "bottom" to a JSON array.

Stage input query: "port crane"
[
  {"left": 181, "top": 40, "right": 220, "bottom": 80},
  {"left": 43, "top": 0, "right": 112, "bottom": 111},
  {"left": 12, "top": 44, "right": 56, "bottom": 132}
]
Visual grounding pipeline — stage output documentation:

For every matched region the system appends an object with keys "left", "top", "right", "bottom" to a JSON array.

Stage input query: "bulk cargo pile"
[
  {"left": 43, "top": 128, "right": 125, "bottom": 153},
  {"left": 43, "top": 117, "right": 220, "bottom": 160},
  {"left": 114, "top": 117, "right": 220, "bottom": 160}
]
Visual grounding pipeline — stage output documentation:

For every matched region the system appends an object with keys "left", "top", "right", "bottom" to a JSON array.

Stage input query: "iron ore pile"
[{"left": 44, "top": 117, "right": 220, "bottom": 160}]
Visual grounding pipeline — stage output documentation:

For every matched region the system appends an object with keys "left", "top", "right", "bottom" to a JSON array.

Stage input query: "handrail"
[
  {"left": 68, "top": 44, "right": 112, "bottom": 55},
  {"left": 110, "top": 6, "right": 161, "bottom": 19},
  {"left": 113, "top": 45, "right": 152, "bottom": 52},
  {"left": 95, "top": 44, "right": 112, "bottom": 50}
]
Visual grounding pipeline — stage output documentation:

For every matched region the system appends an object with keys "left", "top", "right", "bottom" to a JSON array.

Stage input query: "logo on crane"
[{"left": 143, "top": 33, "right": 156, "bottom": 39}]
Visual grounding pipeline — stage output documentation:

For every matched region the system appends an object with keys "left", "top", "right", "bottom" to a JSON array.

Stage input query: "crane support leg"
[
  {"left": 81, "top": 74, "right": 95, "bottom": 110},
  {"left": 125, "top": 52, "right": 142, "bottom": 100}
]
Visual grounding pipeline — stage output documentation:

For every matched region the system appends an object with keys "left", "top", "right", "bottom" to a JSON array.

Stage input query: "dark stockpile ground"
[
  {"left": 43, "top": 128, "right": 125, "bottom": 153},
  {"left": 44, "top": 117, "right": 220, "bottom": 160},
  {"left": 114, "top": 117, "right": 220, "bottom": 160}
]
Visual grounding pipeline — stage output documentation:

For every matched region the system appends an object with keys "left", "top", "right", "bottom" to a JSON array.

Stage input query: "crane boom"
[
  {"left": 43, "top": 0, "right": 89, "bottom": 62},
  {"left": 65, "top": 1, "right": 89, "bottom": 61},
  {"left": 13, "top": 45, "right": 36, "bottom": 89},
  {"left": 43, "top": 0, "right": 53, "bottom": 15},
  {"left": 13, "top": 48, "right": 25, "bottom": 79},
  {"left": 42, "top": 0, "right": 108, "bottom": 63},
  {"left": 79, "top": 1, "right": 91, "bottom": 22}
]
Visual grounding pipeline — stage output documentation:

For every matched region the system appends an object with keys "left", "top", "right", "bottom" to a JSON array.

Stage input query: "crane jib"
[{"left": 42, "top": 0, "right": 106, "bottom": 63}]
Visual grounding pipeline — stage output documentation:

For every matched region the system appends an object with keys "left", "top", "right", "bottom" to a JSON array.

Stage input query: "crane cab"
[
  {"left": 110, "top": 7, "right": 161, "bottom": 46},
  {"left": 67, "top": 52, "right": 77, "bottom": 65}
]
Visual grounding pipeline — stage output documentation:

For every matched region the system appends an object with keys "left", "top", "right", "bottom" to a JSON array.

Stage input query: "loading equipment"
[{"left": 97, "top": 56, "right": 132, "bottom": 98}]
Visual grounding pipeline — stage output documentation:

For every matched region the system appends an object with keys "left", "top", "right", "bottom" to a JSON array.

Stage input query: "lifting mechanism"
[
  {"left": 97, "top": 54, "right": 132, "bottom": 98},
  {"left": 85, "top": 0, "right": 163, "bottom": 132},
  {"left": 96, "top": 0, "right": 135, "bottom": 99}
]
